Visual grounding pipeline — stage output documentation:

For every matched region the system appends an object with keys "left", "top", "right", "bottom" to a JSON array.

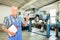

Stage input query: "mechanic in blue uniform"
[
  {"left": 46, "top": 14, "right": 50, "bottom": 38},
  {"left": 56, "top": 19, "right": 59, "bottom": 38},
  {"left": 2, "top": 6, "right": 29, "bottom": 40}
]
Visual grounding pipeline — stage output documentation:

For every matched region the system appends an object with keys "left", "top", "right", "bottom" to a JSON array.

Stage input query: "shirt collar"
[{"left": 11, "top": 15, "right": 18, "bottom": 19}]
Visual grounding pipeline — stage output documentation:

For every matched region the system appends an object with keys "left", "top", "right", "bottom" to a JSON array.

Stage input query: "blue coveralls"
[
  {"left": 47, "top": 22, "right": 50, "bottom": 38},
  {"left": 9, "top": 16, "right": 22, "bottom": 40},
  {"left": 46, "top": 15, "right": 50, "bottom": 38},
  {"left": 28, "top": 20, "right": 31, "bottom": 32}
]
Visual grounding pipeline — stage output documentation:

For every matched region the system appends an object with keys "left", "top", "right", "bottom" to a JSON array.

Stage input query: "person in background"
[
  {"left": 56, "top": 19, "right": 59, "bottom": 38},
  {"left": 45, "top": 14, "right": 50, "bottom": 22},
  {"left": 2, "top": 6, "right": 29, "bottom": 40}
]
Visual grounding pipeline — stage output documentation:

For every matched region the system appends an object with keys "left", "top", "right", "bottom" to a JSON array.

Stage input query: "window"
[{"left": 50, "top": 9, "right": 56, "bottom": 24}]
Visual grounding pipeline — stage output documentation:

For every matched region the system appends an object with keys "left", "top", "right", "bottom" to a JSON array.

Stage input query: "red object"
[{"left": 16, "top": 26, "right": 20, "bottom": 28}]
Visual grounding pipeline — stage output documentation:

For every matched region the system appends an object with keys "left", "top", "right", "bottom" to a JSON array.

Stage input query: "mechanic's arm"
[
  {"left": 24, "top": 15, "right": 29, "bottom": 26},
  {"left": 3, "top": 17, "right": 15, "bottom": 36}
]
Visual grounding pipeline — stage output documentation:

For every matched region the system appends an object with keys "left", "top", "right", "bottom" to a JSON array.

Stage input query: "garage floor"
[{"left": 0, "top": 27, "right": 60, "bottom": 40}]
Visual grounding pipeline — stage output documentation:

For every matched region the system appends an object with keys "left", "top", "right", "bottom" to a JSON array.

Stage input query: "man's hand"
[
  {"left": 24, "top": 15, "right": 30, "bottom": 26},
  {"left": 9, "top": 31, "right": 16, "bottom": 36},
  {"left": 4, "top": 28, "right": 16, "bottom": 36},
  {"left": 26, "top": 15, "right": 29, "bottom": 21}
]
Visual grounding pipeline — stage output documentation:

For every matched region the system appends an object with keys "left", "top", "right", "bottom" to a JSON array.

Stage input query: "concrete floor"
[{"left": 0, "top": 27, "right": 60, "bottom": 40}]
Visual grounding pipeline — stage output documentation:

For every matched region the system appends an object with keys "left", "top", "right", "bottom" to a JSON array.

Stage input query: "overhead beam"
[
  {"left": 0, "top": 3, "right": 8, "bottom": 6},
  {"left": 56, "top": 1, "right": 60, "bottom": 12},
  {"left": 0, "top": 0, "right": 20, "bottom": 7},
  {"left": 20, "top": 0, "right": 37, "bottom": 10},
  {"left": 39, "top": 0, "right": 60, "bottom": 9}
]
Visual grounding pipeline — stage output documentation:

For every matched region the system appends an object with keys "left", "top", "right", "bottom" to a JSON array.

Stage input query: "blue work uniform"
[{"left": 3, "top": 15, "right": 24, "bottom": 40}]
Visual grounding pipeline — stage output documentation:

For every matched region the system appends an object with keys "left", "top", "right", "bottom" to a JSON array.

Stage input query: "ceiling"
[
  {"left": 32, "top": 0, "right": 58, "bottom": 8},
  {"left": 0, "top": 0, "right": 59, "bottom": 10},
  {"left": 20, "top": 0, "right": 59, "bottom": 10},
  {"left": 0, "top": 0, "right": 31, "bottom": 8}
]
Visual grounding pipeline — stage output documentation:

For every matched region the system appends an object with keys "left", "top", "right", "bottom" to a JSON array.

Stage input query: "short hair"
[{"left": 11, "top": 5, "right": 18, "bottom": 9}]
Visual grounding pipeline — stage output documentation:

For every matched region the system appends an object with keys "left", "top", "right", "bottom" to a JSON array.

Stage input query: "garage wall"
[
  {"left": 0, "top": 5, "right": 11, "bottom": 24},
  {"left": 39, "top": 1, "right": 60, "bottom": 21},
  {"left": 0, "top": 5, "right": 11, "bottom": 30},
  {"left": 39, "top": 3, "right": 57, "bottom": 13},
  {"left": 39, "top": 1, "right": 60, "bottom": 13},
  {"left": 57, "top": 1, "right": 60, "bottom": 12}
]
